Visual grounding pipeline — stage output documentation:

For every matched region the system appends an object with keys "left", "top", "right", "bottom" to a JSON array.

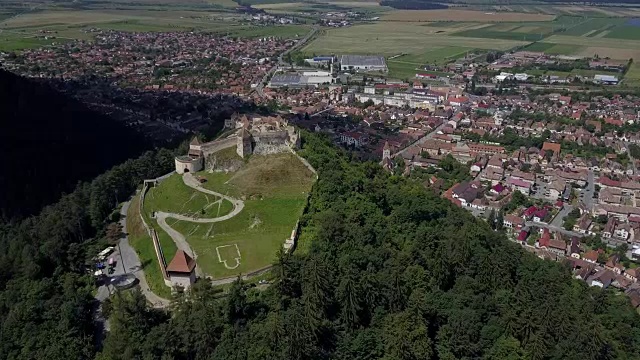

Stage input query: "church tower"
[
  {"left": 382, "top": 141, "right": 391, "bottom": 161},
  {"left": 237, "top": 128, "right": 252, "bottom": 158}
]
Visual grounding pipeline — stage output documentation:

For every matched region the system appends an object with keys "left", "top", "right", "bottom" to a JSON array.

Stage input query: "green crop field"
[
  {"left": 453, "top": 29, "right": 546, "bottom": 41},
  {"left": 305, "top": 22, "right": 527, "bottom": 54},
  {"left": 0, "top": 32, "right": 66, "bottom": 51},
  {"left": 386, "top": 46, "right": 473, "bottom": 78},
  {"left": 522, "top": 42, "right": 553, "bottom": 52},
  {"left": 145, "top": 174, "right": 234, "bottom": 219},
  {"left": 625, "top": 63, "right": 640, "bottom": 86},
  {"left": 605, "top": 26, "right": 640, "bottom": 40},
  {"left": 145, "top": 153, "right": 315, "bottom": 280},
  {"left": 522, "top": 42, "right": 584, "bottom": 55},
  {"left": 394, "top": 46, "right": 473, "bottom": 65},
  {"left": 561, "top": 17, "right": 625, "bottom": 36}
]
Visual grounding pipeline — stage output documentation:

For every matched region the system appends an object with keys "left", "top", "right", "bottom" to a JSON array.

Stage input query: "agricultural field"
[
  {"left": 0, "top": 9, "right": 239, "bottom": 38},
  {"left": 527, "top": 68, "right": 623, "bottom": 78},
  {"left": 146, "top": 152, "right": 315, "bottom": 280},
  {"left": 305, "top": 22, "right": 528, "bottom": 55},
  {"left": 522, "top": 42, "right": 584, "bottom": 55},
  {"left": 625, "top": 63, "right": 640, "bottom": 87},
  {"left": 0, "top": 31, "right": 67, "bottom": 51},
  {"left": 486, "top": 4, "right": 640, "bottom": 18},
  {"left": 386, "top": 46, "right": 474, "bottom": 79},
  {"left": 381, "top": 9, "right": 555, "bottom": 22},
  {"left": 453, "top": 29, "right": 546, "bottom": 41},
  {"left": 448, "top": 15, "right": 640, "bottom": 44},
  {"left": 544, "top": 35, "right": 640, "bottom": 53},
  {"left": 304, "top": 21, "right": 527, "bottom": 78}
]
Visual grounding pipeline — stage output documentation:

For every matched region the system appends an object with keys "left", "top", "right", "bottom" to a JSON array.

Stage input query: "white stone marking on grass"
[
  {"left": 180, "top": 192, "right": 197, "bottom": 212},
  {"left": 205, "top": 224, "right": 214, "bottom": 238},
  {"left": 216, "top": 244, "right": 241, "bottom": 269},
  {"left": 187, "top": 225, "right": 200, "bottom": 236}
]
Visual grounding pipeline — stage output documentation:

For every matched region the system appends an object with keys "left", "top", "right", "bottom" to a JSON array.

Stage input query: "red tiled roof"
[
  {"left": 542, "top": 142, "right": 561, "bottom": 154},
  {"left": 583, "top": 250, "right": 599, "bottom": 262},
  {"left": 599, "top": 176, "right": 621, "bottom": 187},
  {"left": 517, "top": 230, "right": 528, "bottom": 241},
  {"left": 166, "top": 250, "right": 196, "bottom": 273}
]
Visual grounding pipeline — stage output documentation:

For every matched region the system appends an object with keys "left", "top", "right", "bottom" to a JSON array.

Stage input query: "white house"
[{"left": 340, "top": 132, "right": 367, "bottom": 147}]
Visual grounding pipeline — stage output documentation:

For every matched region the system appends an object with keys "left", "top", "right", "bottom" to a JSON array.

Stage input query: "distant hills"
[{"left": 0, "top": 69, "right": 149, "bottom": 221}]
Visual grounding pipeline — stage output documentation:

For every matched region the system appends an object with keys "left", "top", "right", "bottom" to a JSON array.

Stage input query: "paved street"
[
  {"left": 525, "top": 220, "right": 585, "bottom": 238},
  {"left": 550, "top": 204, "right": 573, "bottom": 228},
  {"left": 530, "top": 181, "right": 549, "bottom": 200},
  {"left": 94, "top": 198, "right": 170, "bottom": 308},
  {"left": 579, "top": 170, "right": 596, "bottom": 210},
  {"left": 310, "top": 105, "right": 335, "bottom": 118}
]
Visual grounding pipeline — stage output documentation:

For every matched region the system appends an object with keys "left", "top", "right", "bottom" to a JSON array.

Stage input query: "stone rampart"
[{"left": 200, "top": 137, "right": 236, "bottom": 156}]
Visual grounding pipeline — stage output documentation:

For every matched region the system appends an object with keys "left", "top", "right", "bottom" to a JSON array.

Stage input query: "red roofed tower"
[{"left": 166, "top": 250, "right": 197, "bottom": 290}]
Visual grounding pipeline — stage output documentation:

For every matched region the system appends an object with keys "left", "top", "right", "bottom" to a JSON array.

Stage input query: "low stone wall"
[
  {"left": 289, "top": 148, "right": 318, "bottom": 178},
  {"left": 200, "top": 137, "right": 236, "bottom": 156},
  {"left": 139, "top": 172, "right": 174, "bottom": 283},
  {"left": 209, "top": 264, "right": 275, "bottom": 285}
]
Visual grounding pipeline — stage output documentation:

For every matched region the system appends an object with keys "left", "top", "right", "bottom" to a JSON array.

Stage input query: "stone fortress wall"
[
  {"left": 148, "top": 113, "right": 315, "bottom": 287},
  {"left": 174, "top": 113, "right": 302, "bottom": 173}
]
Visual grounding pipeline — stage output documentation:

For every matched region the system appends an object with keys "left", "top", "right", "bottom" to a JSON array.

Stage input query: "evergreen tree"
[
  {"left": 488, "top": 209, "right": 496, "bottom": 230},
  {"left": 496, "top": 210, "right": 504, "bottom": 231}
]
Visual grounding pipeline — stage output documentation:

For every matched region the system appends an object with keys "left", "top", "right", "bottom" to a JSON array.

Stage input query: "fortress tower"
[
  {"left": 237, "top": 128, "right": 253, "bottom": 158},
  {"left": 174, "top": 136, "right": 204, "bottom": 174}
]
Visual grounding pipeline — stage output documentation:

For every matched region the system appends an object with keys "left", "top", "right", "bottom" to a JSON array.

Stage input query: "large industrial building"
[
  {"left": 339, "top": 55, "right": 387, "bottom": 72},
  {"left": 593, "top": 74, "right": 619, "bottom": 85},
  {"left": 268, "top": 70, "right": 334, "bottom": 88},
  {"left": 269, "top": 73, "right": 303, "bottom": 87}
]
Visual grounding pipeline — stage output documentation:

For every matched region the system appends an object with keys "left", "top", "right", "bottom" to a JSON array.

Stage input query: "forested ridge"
[
  {"left": 0, "top": 147, "right": 177, "bottom": 359},
  {"left": 97, "top": 133, "right": 640, "bottom": 360},
  {"left": 0, "top": 69, "right": 150, "bottom": 221}
]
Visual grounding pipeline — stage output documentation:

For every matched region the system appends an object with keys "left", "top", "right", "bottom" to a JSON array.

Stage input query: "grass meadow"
[
  {"left": 144, "top": 153, "right": 315, "bottom": 280},
  {"left": 145, "top": 174, "right": 234, "bottom": 219}
]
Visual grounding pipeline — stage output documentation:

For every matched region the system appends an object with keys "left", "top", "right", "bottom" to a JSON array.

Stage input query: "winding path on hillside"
[
  {"left": 94, "top": 199, "right": 171, "bottom": 309},
  {"left": 154, "top": 173, "right": 245, "bottom": 278}
]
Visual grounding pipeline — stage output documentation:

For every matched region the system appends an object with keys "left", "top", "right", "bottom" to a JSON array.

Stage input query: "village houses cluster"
[{"left": 0, "top": 30, "right": 293, "bottom": 95}]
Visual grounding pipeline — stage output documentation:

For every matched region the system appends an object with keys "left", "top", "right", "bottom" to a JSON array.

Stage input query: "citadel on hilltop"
[{"left": 175, "top": 113, "right": 301, "bottom": 174}]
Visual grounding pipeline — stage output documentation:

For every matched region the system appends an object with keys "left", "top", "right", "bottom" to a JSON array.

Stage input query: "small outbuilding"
[{"left": 166, "top": 250, "right": 197, "bottom": 290}]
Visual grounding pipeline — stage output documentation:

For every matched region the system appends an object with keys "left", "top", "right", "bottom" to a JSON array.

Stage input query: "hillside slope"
[
  {"left": 99, "top": 133, "right": 640, "bottom": 360},
  {"left": 0, "top": 69, "right": 148, "bottom": 220}
]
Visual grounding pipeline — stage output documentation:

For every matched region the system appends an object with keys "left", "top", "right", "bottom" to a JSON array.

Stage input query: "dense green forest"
[
  {"left": 0, "top": 148, "right": 177, "bottom": 359},
  {"left": 96, "top": 133, "right": 640, "bottom": 360},
  {"left": 0, "top": 69, "right": 150, "bottom": 221}
]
